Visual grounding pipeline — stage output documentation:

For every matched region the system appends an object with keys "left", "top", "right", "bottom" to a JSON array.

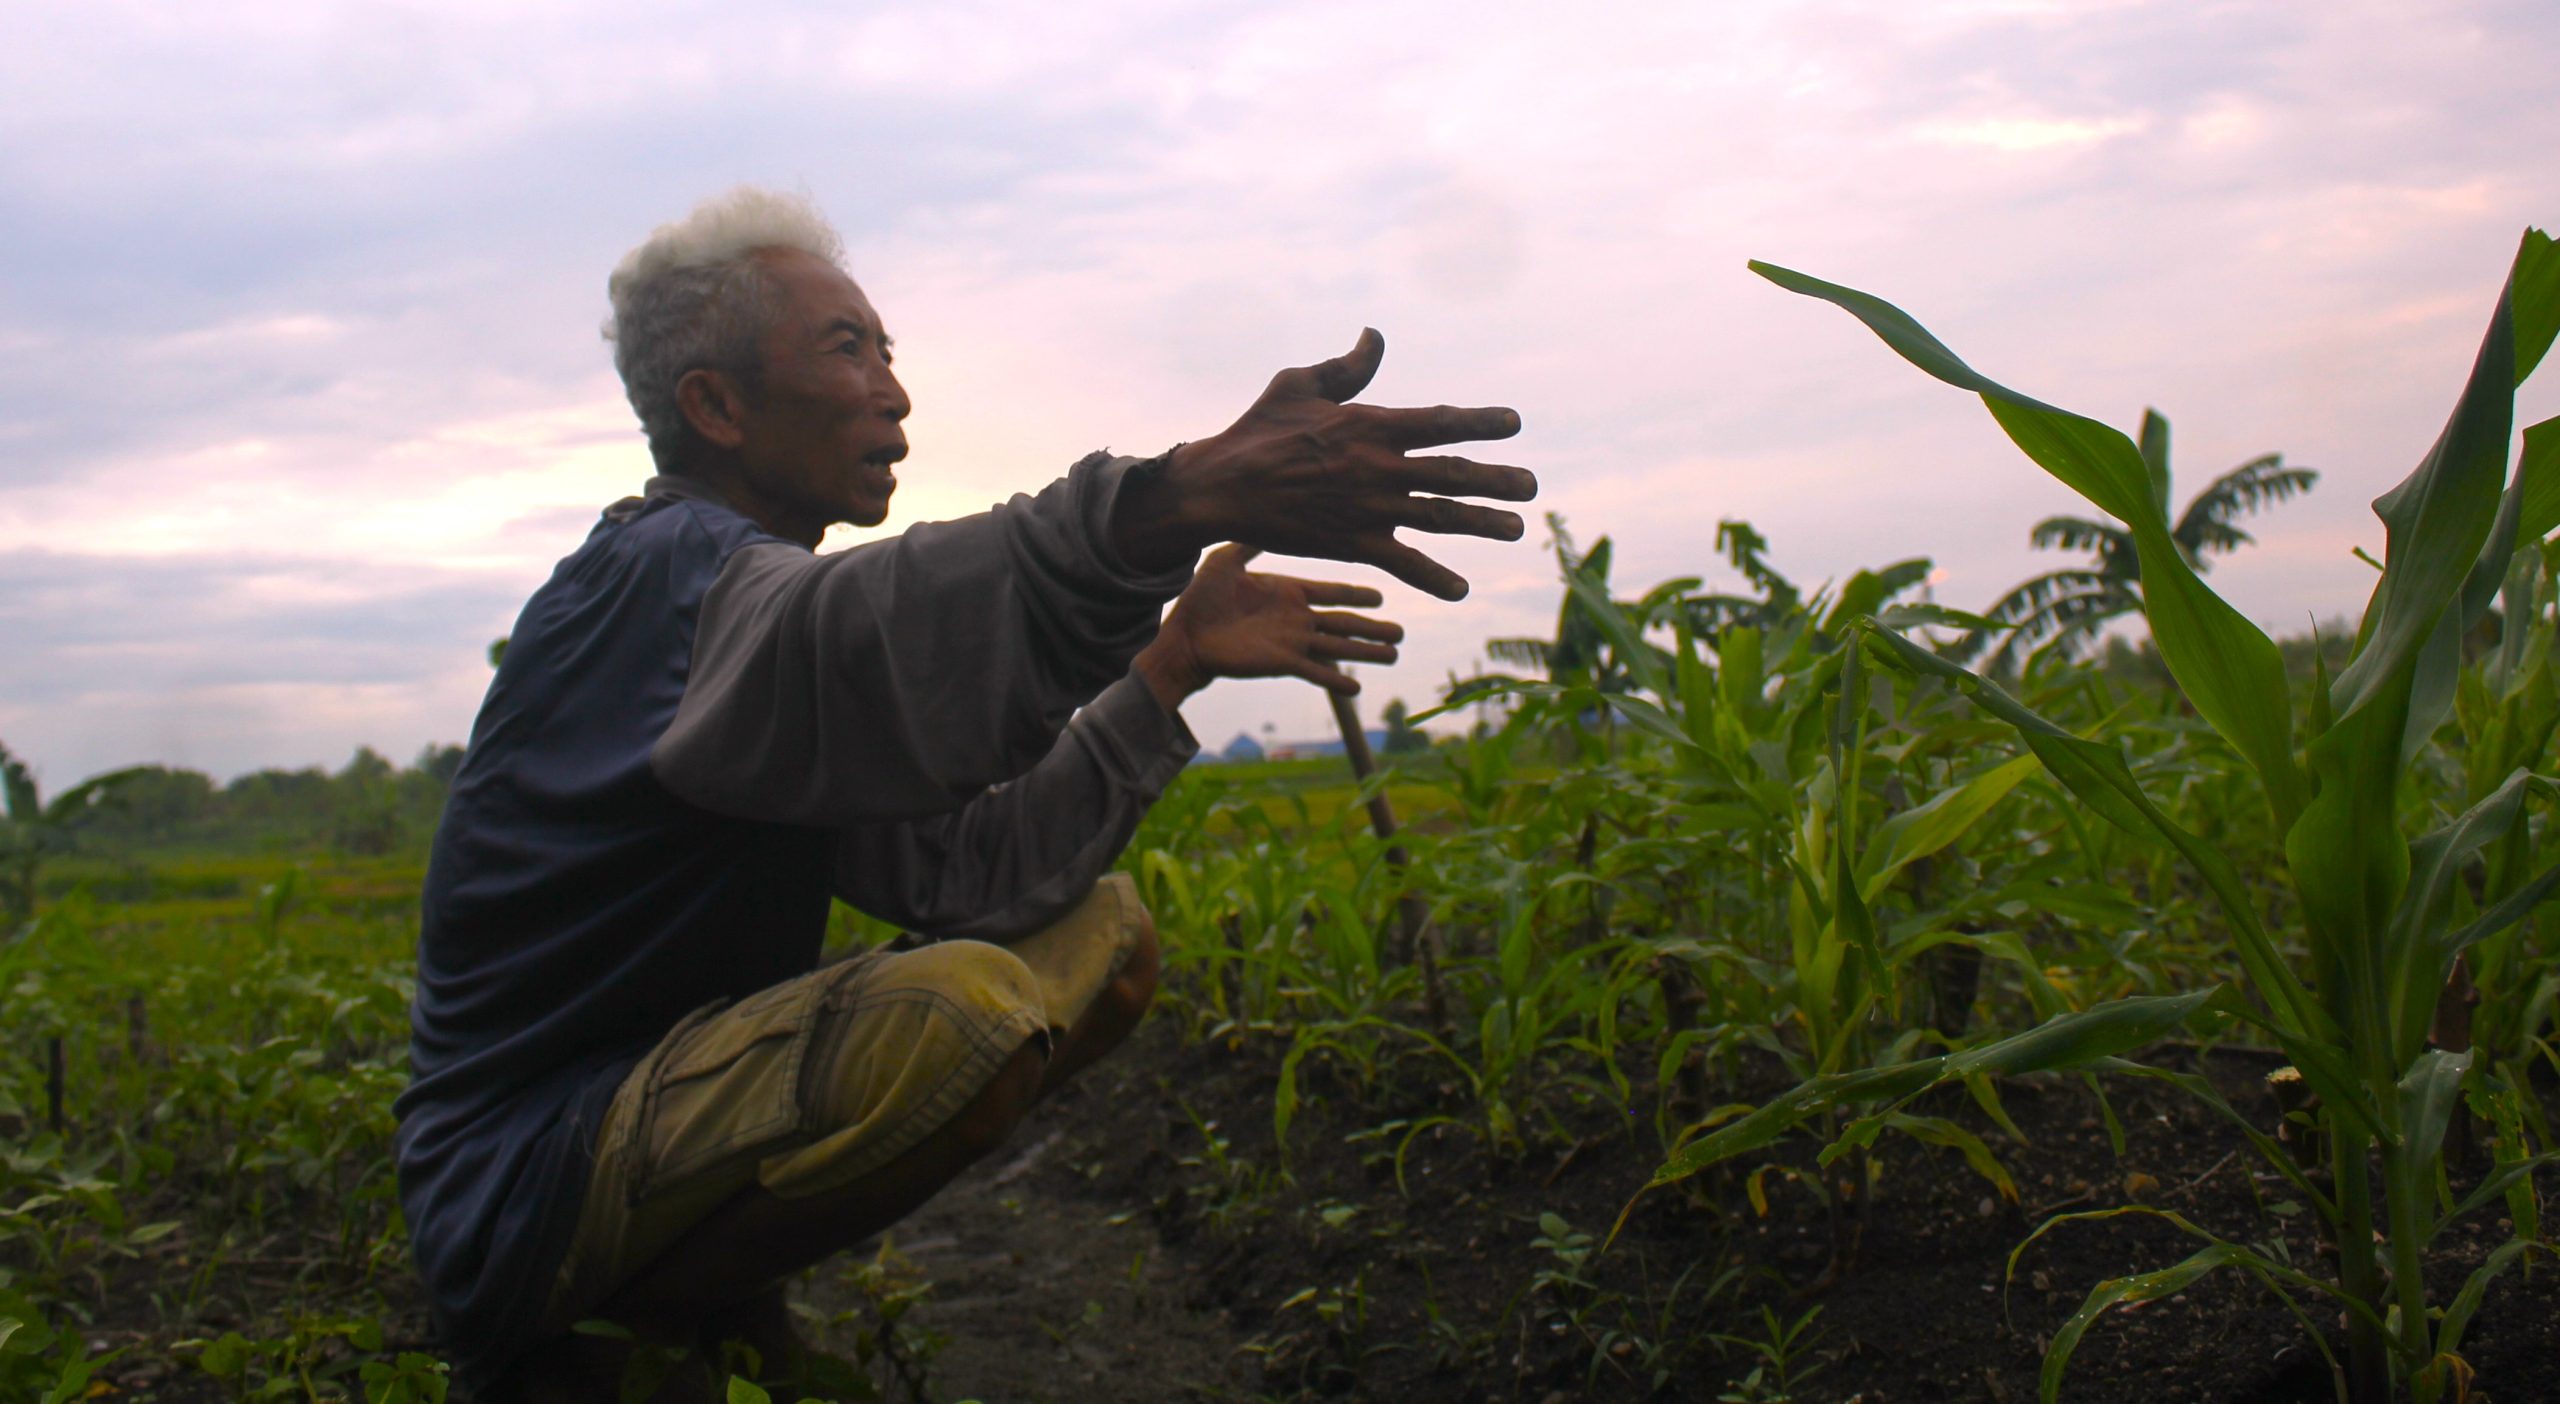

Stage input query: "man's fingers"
[
  {"left": 1363, "top": 537, "right": 1470, "bottom": 601},
  {"left": 1383, "top": 495, "right": 1527, "bottom": 542},
  {"left": 1312, "top": 610, "right": 1403, "bottom": 644},
  {"left": 1205, "top": 542, "right": 1261, "bottom": 572},
  {"left": 1295, "top": 579, "right": 1386, "bottom": 609},
  {"left": 1389, "top": 456, "right": 1540, "bottom": 503},
  {"left": 1311, "top": 635, "right": 1399, "bottom": 666},
  {"left": 1308, "top": 328, "right": 1386, "bottom": 404},
  {"left": 1358, "top": 403, "right": 1522, "bottom": 451}
]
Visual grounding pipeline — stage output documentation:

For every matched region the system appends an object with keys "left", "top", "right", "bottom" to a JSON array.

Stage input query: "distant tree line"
[{"left": 47, "top": 744, "right": 464, "bottom": 858}]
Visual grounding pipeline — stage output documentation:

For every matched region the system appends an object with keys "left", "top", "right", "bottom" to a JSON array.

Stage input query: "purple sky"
[{"left": 4, "top": 0, "right": 2557, "bottom": 785}]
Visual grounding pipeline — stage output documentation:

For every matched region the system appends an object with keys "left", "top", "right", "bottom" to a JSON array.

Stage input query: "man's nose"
[{"left": 881, "top": 366, "right": 911, "bottom": 422}]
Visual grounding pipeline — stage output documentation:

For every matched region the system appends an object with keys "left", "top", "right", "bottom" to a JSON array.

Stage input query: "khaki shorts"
[{"left": 537, "top": 874, "right": 1148, "bottom": 1333}]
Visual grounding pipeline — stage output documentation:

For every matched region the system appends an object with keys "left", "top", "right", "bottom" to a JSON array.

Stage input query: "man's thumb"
[{"left": 1309, "top": 328, "right": 1385, "bottom": 404}]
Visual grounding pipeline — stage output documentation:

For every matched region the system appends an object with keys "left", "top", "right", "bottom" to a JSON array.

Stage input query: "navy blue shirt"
[
  {"left": 396, "top": 490, "right": 831, "bottom": 1381},
  {"left": 396, "top": 459, "right": 1192, "bottom": 1388}
]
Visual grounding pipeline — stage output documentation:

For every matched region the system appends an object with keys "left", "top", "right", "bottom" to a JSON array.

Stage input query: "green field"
[{"left": 6, "top": 233, "right": 2560, "bottom": 1402}]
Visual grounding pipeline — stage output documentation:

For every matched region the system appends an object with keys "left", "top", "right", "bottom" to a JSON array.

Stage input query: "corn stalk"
[{"left": 1644, "top": 227, "right": 2560, "bottom": 1403}]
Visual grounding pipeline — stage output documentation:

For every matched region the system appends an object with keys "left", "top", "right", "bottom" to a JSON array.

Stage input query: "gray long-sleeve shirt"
[{"left": 396, "top": 452, "right": 1197, "bottom": 1387}]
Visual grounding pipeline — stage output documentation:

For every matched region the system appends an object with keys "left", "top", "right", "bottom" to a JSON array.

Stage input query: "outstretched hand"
[
  {"left": 1134, "top": 544, "right": 1404, "bottom": 707},
  {"left": 1113, "top": 329, "right": 1536, "bottom": 600}
]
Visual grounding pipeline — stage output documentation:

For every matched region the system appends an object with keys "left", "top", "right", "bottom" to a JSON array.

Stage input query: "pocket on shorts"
[{"left": 625, "top": 969, "right": 844, "bottom": 1204}]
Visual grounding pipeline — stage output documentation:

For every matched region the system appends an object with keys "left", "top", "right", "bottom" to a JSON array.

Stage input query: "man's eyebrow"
[{"left": 820, "top": 317, "right": 892, "bottom": 346}]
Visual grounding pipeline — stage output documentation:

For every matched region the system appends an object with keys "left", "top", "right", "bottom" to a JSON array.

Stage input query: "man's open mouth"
[{"left": 861, "top": 444, "right": 907, "bottom": 470}]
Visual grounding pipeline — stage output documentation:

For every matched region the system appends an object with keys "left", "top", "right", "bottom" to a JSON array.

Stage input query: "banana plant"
[
  {"left": 1650, "top": 227, "right": 2560, "bottom": 1403},
  {"left": 0, "top": 741, "right": 145, "bottom": 930}
]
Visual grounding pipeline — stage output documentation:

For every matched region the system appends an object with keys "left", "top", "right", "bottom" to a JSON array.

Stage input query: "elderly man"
[{"left": 393, "top": 187, "right": 1533, "bottom": 1400}]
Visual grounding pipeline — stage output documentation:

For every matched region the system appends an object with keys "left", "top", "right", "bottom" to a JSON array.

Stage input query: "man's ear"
[{"left": 676, "top": 368, "right": 751, "bottom": 450}]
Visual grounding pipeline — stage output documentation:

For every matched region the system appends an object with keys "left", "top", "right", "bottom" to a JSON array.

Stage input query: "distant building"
[
  {"left": 1285, "top": 730, "right": 1386, "bottom": 759},
  {"left": 1189, "top": 729, "right": 1389, "bottom": 765}
]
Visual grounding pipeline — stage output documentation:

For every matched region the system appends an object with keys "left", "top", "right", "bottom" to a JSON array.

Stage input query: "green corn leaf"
[
  {"left": 2017, "top": 1211, "right": 2363, "bottom": 1404},
  {"left": 1557, "top": 548, "right": 1668, "bottom": 696},
  {"left": 0, "top": 1311, "right": 36, "bottom": 1363},
  {"left": 2403, "top": 468, "right": 2525, "bottom": 768},
  {"left": 1862, "top": 625, "right": 2320, "bottom": 1035},
  {"left": 1891, "top": 923, "right": 2069, "bottom": 1020},
  {"left": 1640, "top": 990, "right": 2208, "bottom": 1191},
  {"left": 1823, "top": 557, "right": 1933, "bottom": 633},
  {"left": 2332, "top": 273, "right": 2518, "bottom": 721},
  {"left": 2400, "top": 606, "right": 2468, "bottom": 771},
  {"left": 1601, "top": 693, "right": 1702, "bottom": 754},
  {"left": 1855, "top": 754, "right": 2039, "bottom": 901},
  {"left": 1717, "top": 626, "right": 1765, "bottom": 721},
  {"left": 1878, "top": 1110, "right": 2018, "bottom": 1202},
  {"left": 1273, "top": 1028, "right": 1318, "bottom": 1145},
  {"left": 2384, "top": 769, "right": 2532, "bottom": 1040},
  {"left": 2283, "top": 676, "right": 2415, "bottom": 1054},
  {"left": 1821, "top": 640, "right": 1885, "bottom": 1003},
  {"left": 1753, "top": 259, "right": 2305, "bottom": 826},
  {"left": 2436, "top": 1239, "right": 2541, "bottom": 1368},
  {"left": 2511, "top": 226, "right": 2560, "bottom": 386},
  {"left": 1829, "top": 834, "right": 1882, "bottom": 988},
  {"left": 42, "top": 1348, "right": 121, "bottom": 1404},
  {"left": 2406, "top": 398, "right": 2544, "bottom": 763},
  {"left": 1942, "top": 990, "right": 2213, "bottom": 1078},
  {"left": 2443, "top": 1147, "right": 2560, "bottom": 1230},
  {"left": 2395, "top": 1048, "right": 2473, "bottom": 1177},
  {"left": 2443, "top": 856, "right": 2560, "bottom": 959},
  {"left": 2041, "top": 1242, "right": 2263, "bottom": 1403},
  {"left": 2517, "top": 416, "right": 2560, "bottom": 543}
]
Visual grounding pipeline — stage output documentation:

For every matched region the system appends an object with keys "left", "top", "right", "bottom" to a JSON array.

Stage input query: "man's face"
[{"left": 727, "top": 246, "right": 911, "bottom": 543}]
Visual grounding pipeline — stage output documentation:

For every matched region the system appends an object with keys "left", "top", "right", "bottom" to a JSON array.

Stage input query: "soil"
[
  {"left": 65, "top": 1016, "right": 2559, "bottom": 1402},
  {"left": 805, "top": 1019, "right": 2560, "bottom": 1404}
]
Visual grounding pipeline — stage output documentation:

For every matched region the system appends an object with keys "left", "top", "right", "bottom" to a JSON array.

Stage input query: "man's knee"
[
  {"left": 1102, "top": 903, "right": 1160, "bottom": 1023},
  {"left": 1116, "top": 906, "right": 1167, "bottom": 1004},
  {"left": 943, "top": 1036, "right": 1045, "bottom": 1158}
]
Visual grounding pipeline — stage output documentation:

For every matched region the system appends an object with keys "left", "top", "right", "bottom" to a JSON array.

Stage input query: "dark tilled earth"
[
  {"left": 71, "top": 1015, "right": 2560, "bottom": 1403},
  {"left": 808, "top": 1019, "right": 2560, "bottom": 1404}
]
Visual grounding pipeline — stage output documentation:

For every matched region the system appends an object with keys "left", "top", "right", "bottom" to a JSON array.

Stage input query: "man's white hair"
[{"left": 604, "top": 186, "right": 847, "bottom": 469}]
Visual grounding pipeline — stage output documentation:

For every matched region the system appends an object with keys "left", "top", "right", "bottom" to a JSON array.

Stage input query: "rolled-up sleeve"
[
  {"left": 831, "top": 673, "right": 1198, "bottom": 942},
  {"left": 651, "top": 451, "right": 1194, "bottom": 826}
]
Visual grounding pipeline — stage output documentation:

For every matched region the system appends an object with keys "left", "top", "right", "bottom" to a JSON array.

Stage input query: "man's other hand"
[
  {"left": 1133, "top": 545, "right": 1404, "bottom": 708},
  {"left": 1114, "top": 329, "right": 1535, "bottom": 599}
]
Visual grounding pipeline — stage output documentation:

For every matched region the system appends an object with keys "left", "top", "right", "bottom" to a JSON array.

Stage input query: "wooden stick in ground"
[
  {"left": 46, "top": 1034, "right": 64, "bottom": 1135},
  {"left": 1325, "top": 687, "right": 1448, "bottom": 1035}
]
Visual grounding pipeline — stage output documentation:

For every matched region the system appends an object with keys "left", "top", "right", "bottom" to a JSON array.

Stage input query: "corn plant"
[
  {"left": 1646, "top": 228, "right": 2560, "bottom": 1402},
  {"left": 1512, "top": 520, "right": 2116, "bottom": 1264},
  {"left": 2445, "top": 535, "right": 2560, "bottom": 1095}
]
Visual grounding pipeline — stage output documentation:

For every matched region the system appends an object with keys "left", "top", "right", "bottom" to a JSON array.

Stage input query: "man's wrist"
[
  {"left": 1132, "top": 634, "right": 1208, "bottom": 712},
  {"left": 1111, "top": 440, "right": 1225, "bottom": 574}
]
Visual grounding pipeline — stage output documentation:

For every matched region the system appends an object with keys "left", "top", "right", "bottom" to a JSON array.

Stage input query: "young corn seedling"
[{"left": 1642, "top": 227, "right": 2560, "bottom": 1403}]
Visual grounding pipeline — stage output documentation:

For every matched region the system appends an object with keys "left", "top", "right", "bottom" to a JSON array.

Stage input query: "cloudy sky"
[{"left": 4, "top": 0, "right": 2557, "bottom": 786}]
